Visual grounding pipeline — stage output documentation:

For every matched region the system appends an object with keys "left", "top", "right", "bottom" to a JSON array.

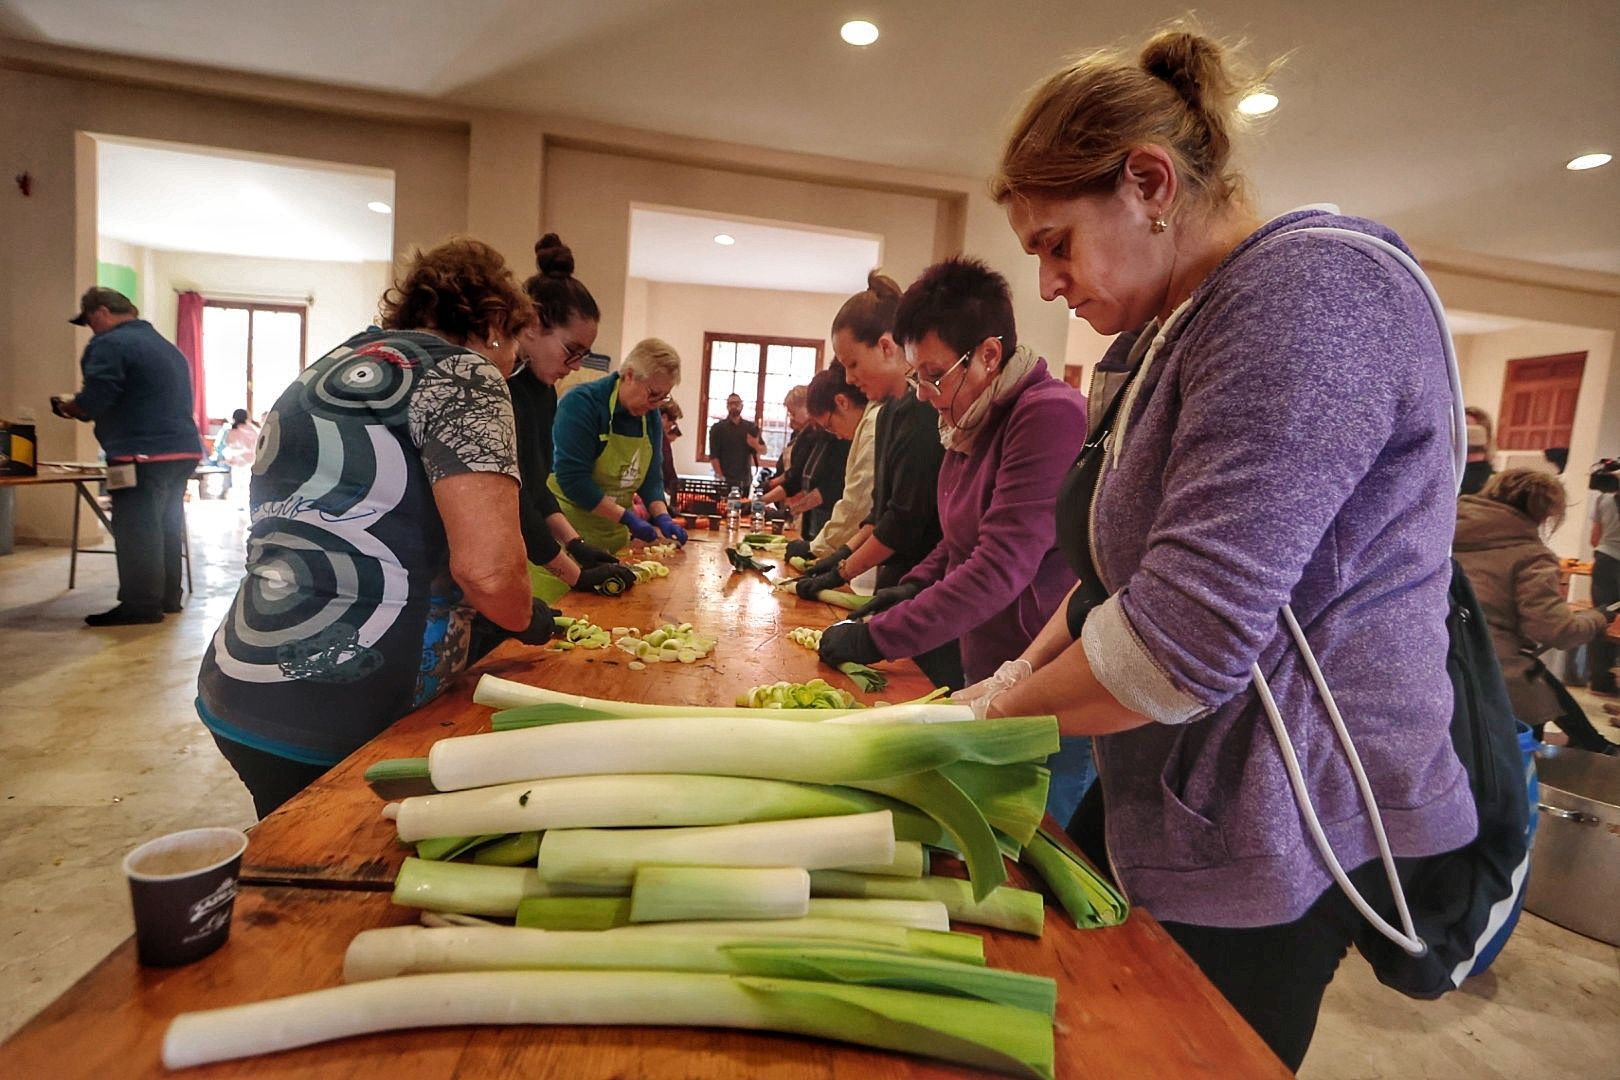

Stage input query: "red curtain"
[{"left": 176, "top": 291, "right": 207, "bottom": 439}]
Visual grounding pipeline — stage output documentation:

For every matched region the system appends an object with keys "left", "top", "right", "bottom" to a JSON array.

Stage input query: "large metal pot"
[{"left": 1524, "top": 745, "right": 1620, "bottom": 945}]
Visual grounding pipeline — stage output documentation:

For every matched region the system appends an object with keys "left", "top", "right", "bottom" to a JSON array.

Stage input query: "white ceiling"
[
  {"left": 11, "top": 0, "right": 1619, "bottom": 273},
  {"left": 628, "top": 208, "right": 881, "bottom": 293},
  {"left": 95, "top": 138, "right": 395, "bottom": 262}
]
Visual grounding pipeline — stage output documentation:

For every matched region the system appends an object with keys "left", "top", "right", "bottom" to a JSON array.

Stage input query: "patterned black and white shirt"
[{"left": 197, "top": 329, "right": 518, "bottom": 765}]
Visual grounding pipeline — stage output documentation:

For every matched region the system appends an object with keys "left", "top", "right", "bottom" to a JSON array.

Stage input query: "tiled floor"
[{"left": 0, "top": 504, "right": 1616, "bottom": 1076}]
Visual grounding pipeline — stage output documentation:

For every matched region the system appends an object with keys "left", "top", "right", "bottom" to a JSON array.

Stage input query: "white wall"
[
  {"left": 1063, "top": 314, "right": 1116, "bottom": 393},
  {"left": 1456, "top": 322, "right": 1618, "bottom": 556},
  {"left": 624, "top": 278, "right": 844, "bottom": 474}
]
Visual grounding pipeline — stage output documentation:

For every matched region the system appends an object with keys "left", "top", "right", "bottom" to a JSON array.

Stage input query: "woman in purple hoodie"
[
  {"left": 817, "top": 258, "right": 1094, "bottom": 816},
  {"left": 963, "top": 26, "right": 1478, "bottom": 1070}
]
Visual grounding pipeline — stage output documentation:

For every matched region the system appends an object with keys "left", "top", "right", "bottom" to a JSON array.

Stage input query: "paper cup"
[{"left": 123, "top": 827, "right": 248, "bottom": 967}]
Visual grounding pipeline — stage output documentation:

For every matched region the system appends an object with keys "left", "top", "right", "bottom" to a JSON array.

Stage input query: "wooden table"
[
  {"left": 0, "top": 465, "right": 193, "bottom": 592},
  {"left": 0, "top": 538, "right": 1289, "bottom": 1078},
  {"left": 0, "top": 465, "right": 110, "bottom": 584}
]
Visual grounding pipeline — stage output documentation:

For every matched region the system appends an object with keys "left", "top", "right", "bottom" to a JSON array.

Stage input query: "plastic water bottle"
[{"left": 727, "top": 487, "right": 741, "bottom": 533}]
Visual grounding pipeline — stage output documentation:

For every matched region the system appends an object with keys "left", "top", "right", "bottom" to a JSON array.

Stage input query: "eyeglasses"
[
  {"left": 644, "top": 387, "right": 672, "bottom": 406},
  {"left": 559, "top": 338, "right": 592, "bottom": 365},
  {"left": 906, "top": 336, "right": 1000, "bottom": 397}
]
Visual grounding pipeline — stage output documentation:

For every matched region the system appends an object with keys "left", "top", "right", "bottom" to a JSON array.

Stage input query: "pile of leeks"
[{"left": 161, "top": 674, "right": 1124, "bottom": 1078}]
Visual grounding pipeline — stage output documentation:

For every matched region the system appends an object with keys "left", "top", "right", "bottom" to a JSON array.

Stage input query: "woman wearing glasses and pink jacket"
[{"left": 815, "top": 257, "right": 1094, "bottom": 817}]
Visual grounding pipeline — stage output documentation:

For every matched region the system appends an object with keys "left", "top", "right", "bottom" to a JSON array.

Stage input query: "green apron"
[{"left": 546, "top": 381, "right": 651, "bottom": 561}]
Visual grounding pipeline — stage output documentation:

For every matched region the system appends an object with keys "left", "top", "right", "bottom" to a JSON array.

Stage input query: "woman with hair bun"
[
  {"left": 966, "top": 24, "right": 1479, "bottom": 1066},
  {"left": 510, "top": 233, "right": 636, "bottom": 601},
  {"left": 198, "top": 237, "right": 549, "bottom": 816},
  {"left": 795, "top": 270, "right": 960, "bottom": 687}
]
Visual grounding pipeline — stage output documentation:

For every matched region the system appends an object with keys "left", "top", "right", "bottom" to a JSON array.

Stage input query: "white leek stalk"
[
  {"left": 428, "top": 715, "right": 1058, "bottom": 792},
  {"left": 630, "top": 866, "right": 809, "bottom": 923},
  {"left": 161, "top": 971, "right": 1055, "bottom": 1078},
  {"left": 392, "top": 774, "right": 912, "bottom": 843},
  {"left": 806, "top": 898, "right": 950, "bottom": 931},
  {"left": 474, "top": 674, "right": 862, "bottom": 718},
  {"left": 341, "top": 925, "right": 1053, "bottom": 1015},
  {"left": 809, "top": 870, "right": 1045, "bottom": 936},
  {"left": 538, "top": 811, "right": 895, "bottom": 888}
]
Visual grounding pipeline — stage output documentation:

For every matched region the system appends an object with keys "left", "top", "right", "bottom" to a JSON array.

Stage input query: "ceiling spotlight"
[
  {"left": 840, "top": 20, "right": 879, "bottom": 47},
  {"left": 1237, "top": 92, "right": 1279, "bottom": 116},
  {"left": 367, "top": 201, "right": 393, "bottom": 214},
  {"left": 713, "top": 233, "right": 736, "bottom": 246},
  {"left": 1566, "top": 153, "right": 1612, "bottom": 172}
]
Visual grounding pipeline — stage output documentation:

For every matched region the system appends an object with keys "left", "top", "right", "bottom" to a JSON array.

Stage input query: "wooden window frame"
[
  {"left": 697, "top": 332, "right": 825, "bottom": 467},
  {"left": 203, "top": 299, "right": 309, "bottom": 422}
]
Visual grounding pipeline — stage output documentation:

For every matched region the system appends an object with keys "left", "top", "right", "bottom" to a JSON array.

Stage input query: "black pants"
[
  {"left": 1532, "top": 663, "right": 1615, "bottom": 752},
  {"left": 109, "top": 458, "right": 192, "bottom": 614},
  {"left": 210, "top": 733, "right": 331, "bottom": 819},
  {"left": 1066, "top": 783, "right": 1412, "bottom": 1072},
  {"left": 1591, "top": 551, "right": 1618, "bottom": 692}
]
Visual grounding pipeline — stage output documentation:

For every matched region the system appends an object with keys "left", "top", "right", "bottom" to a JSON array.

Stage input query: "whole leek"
[
  {"left": 161, "top": 971, "right": 1054, "bottom": 1078},
  {"left": 427, "top": 714, "right": 1059, "bottom": 792},
  {"left": 341, "top": 926, "right": 1053, "bottom": 1015}
]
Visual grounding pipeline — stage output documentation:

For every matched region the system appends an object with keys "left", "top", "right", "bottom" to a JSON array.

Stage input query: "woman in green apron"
[{"left": 549, "top": 337, "right": 687, "bottom": 553}]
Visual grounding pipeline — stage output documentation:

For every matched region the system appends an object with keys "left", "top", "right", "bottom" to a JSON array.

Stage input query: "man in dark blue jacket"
[{"left": 53, "top": 288, "right": 202, "bottom": 626}]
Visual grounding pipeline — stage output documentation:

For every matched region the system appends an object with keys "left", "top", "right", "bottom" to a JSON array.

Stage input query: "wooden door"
[{"left": 1497, "top": 352, "right": 1586, "bottom": 450}]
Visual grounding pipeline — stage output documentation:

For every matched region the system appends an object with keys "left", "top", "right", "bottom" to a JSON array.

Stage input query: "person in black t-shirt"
[{"left": 707, "top": 393, "right": 763, "bottom": 495}]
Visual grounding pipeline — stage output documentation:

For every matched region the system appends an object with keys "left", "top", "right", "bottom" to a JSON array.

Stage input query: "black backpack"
[{"left": 1350, "top": 560, "right": 1534, "bottom": 998}]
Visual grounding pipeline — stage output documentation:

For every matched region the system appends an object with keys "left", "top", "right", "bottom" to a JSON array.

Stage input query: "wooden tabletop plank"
[
  {"left": 0, "top": 882, "right": 1287, "bottom": 1079},
  {"left": 241, "top": 537, "right": 937, "bottom": 888}
]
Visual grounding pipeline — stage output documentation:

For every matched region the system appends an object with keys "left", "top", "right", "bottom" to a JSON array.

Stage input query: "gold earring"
[{"left": 1151, "top": 218, "right": 1168, "bottom": 234}]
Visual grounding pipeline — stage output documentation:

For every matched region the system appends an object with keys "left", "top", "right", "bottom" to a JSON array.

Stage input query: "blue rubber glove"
[
  {"left": 651, "top": 513, "right": 688, "bottom": 546},
  {"left": 620, "top": 508, "right": 658, "bottom": 543}
]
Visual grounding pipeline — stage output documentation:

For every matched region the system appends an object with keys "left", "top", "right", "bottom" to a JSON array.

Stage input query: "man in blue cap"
[{"left": 53, "top": 287, "right": 202, "bottom": 625}]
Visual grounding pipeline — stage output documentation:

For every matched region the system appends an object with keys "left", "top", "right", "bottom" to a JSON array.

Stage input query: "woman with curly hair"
[{"left": 197, "top": 237, "right": 548, "bottom": 816}]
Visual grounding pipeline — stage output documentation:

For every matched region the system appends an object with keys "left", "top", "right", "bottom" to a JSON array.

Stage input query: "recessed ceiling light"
[
  {"left": 840, "top": 20, "right": 879, "bottom": 47},
  {"left": 713, "top": 233, "right": 736, "bottom": 246},
  {"left": 1566, "top": 153, "right": 1612, "bottom": 171},
  {"left": 1237, "top": 92, "right": 1279, "bottom": 116},
  {"left": 367, "top": 201, "right": 392, "bottom": 214}
]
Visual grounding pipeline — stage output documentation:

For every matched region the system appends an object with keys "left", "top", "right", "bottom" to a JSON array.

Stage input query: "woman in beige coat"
[{"left": 1453, "top": 469, "right": 1617, "bottom": 753}]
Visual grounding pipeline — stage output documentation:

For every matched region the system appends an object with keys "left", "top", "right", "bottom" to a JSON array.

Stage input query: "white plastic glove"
[{"left": 950, "top": 658, "right": 1033, "bottom": 720}]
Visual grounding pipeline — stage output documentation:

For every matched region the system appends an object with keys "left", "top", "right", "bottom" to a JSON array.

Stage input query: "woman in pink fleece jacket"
[{"left": 815, "top": 258, "right": 1093, "bottom": 814}]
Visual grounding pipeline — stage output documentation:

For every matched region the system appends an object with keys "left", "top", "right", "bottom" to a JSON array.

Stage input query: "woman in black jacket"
[{"left": 511, "top": 234, "right": 636, "bottom": 600}]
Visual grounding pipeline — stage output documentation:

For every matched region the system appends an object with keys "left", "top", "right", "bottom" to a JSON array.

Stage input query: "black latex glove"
[
  {"left": 785, "top": 538, "right": 815, "bottom": 561},
  {"left": 818, "top": 619, "right": 883, "bottom": 666},
  {"left": 806, "top": 545, "right": 852, "bottom": 577},
  {"left": 566, "top": 537, "right": 619, "bottom": 569},
  {"left": 795, "top": 568, "right": 846, "bottom": 599},
  {"left": 861, "top": 581, "right": 922, "bottom": 616},
  {"left": 575, "top": 563, "right": 637, "bottom": 596},
  {"left": 513, "top": 599, "right": 557, "bottom": 646},
  {"left": 469, "top": 599, "right": 555, "bottom": 663}
]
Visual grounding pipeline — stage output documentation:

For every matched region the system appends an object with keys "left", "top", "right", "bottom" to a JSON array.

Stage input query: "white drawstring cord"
[{"left": 1239, "top": 225, "right": 1464, "bottom": 957}]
